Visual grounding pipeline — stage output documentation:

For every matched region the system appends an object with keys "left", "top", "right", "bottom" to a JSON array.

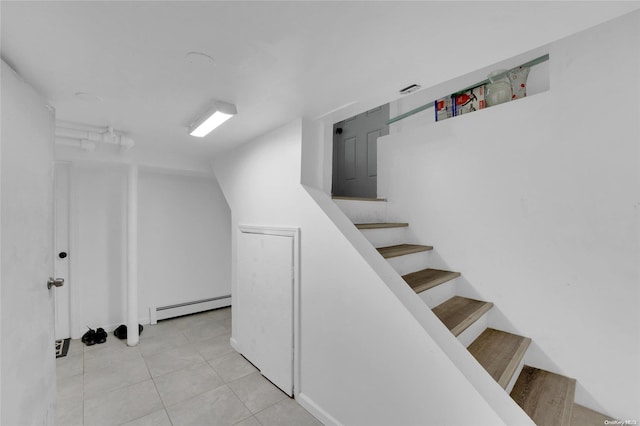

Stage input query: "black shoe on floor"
[
  {"left": 114, "top": 324, "right": 127, "bottom": 340},
  {"left": 113, "top": 324, "right": 144, "bottom": 340},
  {"left": 94, "top": 327, "right": 107, "bottom": 344},
  {"left": 81, "top": 328, "right": 96, "bottom": 346}
]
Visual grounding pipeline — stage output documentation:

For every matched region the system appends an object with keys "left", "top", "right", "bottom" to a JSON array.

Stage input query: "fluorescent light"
[
  {"left": 189, "top": 111, "right": 232, "bottom": 137},
  {"left": 188, "top": 101, "right": 237, "bottom": 137}
]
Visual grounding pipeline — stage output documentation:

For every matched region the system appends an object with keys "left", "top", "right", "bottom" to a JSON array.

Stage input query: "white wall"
[
  {"left": 1, "top": 60, "right": 56, "bottom": 425},
  {"left": 60, "top": 163, "right": 231, "bottom": 338},
  {"left": 139, "top": 171, "right": 231, "bottom": 310},
  {"left": 213, "top": 120, "right": 535, "bottom": 426},
  {"left": 378, "top": 11, "right": 639, "bottom": 419},
  {"left": 72, "top": 165, "right": 127, "bottom": 334}
]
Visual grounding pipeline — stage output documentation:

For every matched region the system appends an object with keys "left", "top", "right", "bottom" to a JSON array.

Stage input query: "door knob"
[{"left": 47, "top": 277, "right": 64, "bottom": 289}]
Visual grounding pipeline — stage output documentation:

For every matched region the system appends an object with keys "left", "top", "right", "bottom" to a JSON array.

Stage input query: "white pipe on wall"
[
  {"left": 55, "top": 137, "right": 97, "bottom": 152},
  {"left": 55, "top": 123, "right": 135, "bottom": 150},
  {"left": 127, "top": 165, "right": 139, "bottom": 346}
]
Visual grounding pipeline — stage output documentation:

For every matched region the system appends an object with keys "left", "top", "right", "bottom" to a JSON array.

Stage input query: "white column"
[{"left": 127, "top": 165, "right": 139, "bottom": 346}]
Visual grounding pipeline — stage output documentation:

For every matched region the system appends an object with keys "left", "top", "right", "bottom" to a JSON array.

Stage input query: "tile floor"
[{"left": 56, "top": 307, "right": 323, "bottom": 426}]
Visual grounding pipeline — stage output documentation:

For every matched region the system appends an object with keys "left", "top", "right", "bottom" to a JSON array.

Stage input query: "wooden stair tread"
[
  {"left": 510, "top": 366, "right": 576, "bottom": 426},
  {"left": 377, "top": 244, "right": 433, "bottom": 259},
  {"left": 571, "top": 404, "right": 613, "bottom": 426},
  {"left": 432, "top": 296, "right": 493, "bottom": 336},
  {"left": 402, "top": 268, "right": 460, "bottom": 293},
  {"left": 332, "top": 196, "right": 387, "bottom": 202},
  {"left": 355, "top": 222, "right": 408, "bottom": 229},
  {"left": 468, "top": 328, "right": 531, "bottom": 389}
]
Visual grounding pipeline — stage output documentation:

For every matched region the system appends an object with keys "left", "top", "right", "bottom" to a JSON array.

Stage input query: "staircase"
[{"left": 333, "top": 196, "right": 613, "bottom": 426}]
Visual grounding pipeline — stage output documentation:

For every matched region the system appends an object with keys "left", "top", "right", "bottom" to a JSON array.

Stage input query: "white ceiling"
[{"left": 2, "top": 1, "right": 638, "bottom": 159}]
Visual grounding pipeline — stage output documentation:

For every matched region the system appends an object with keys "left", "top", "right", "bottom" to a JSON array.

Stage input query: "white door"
[
  {"left": 1, "top": 61, "right": 57, "bottom": 425},
  {"left": 237, "top": 227, "right": 297, "bottom": 396},
  {"left": 332, "top": 103, "right": 390, "bottom": 198},
  {"left": 54, "top": 162, "right": 71, "bottom": 339}
]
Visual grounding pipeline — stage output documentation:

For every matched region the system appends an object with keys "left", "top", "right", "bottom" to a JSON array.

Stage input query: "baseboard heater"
[{"left": 149, "top": 295, "right": 231, "bottom": 324}]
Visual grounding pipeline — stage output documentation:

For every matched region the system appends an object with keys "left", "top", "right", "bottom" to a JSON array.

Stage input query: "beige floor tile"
[
  {"left": 208, "top": 352, "right": 258, "bottom": 383},
  {"left": 84, "top": 346, "right": 143, "bottom": 372},
  {"left": 202, "top": 307, "right": 232, "bottom": 322},
  {"left": 255, "top": 398, "right": 323, "bottom": 426},
  {"left": 57, "top": 374, "right": 84, "bottom": 426},
  {"left": 227, "top": 372, "right": 287, "bottom": 414},
  {"left": 57, "top": 373, "right": 83, "bottom": 401},
  {"left": 56, "top": 352, "right": 84, "bottom": 379},
  {"left": 66, "top": 338, "right": 85, "bottom": 356},
  {"left": 194, "top": 332, "right": 234, "bottom": 361},
  {"left": 55, "top": 307, "right": 323, "bottom": 426},
  {"left": 57, "top": 398, "right": 83, "bottom": 426},
  {"left": 120, "top": 409, "right": 172, "bottom": 426},
  {"left": 144, "top": 344, "right": 205, "bottom": 378},
  {"left": 165, "top": 385, "right": 252, "bottom": 426},
  {"left": 233, "top": 415, "right": 262, "bottom": 426},
  {"left": 169, "top": 312, "right": 215, "bottom": 331},
  {"left": 153, "top": 362, "right": 224, "bottom": 407},
  {"left": 137, "top": 332, "right": 189, "bottom": 357},
  {"left": 83, "top": 354, "right": 150, "bottom": 399},
  {"left": 138, "top": 322, "right": 183, "bottom": 339},
  {"left": 84, "top": 379, "right": 163, "bottom": 426},
  {"left": 181, "top": 319, "right": 228, "bottom": 342},
  {"left": 221, "top": 317, "right": 232, "bottom": 331}
]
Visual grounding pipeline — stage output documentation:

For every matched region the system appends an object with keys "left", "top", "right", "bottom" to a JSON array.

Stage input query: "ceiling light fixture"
[{"left": 188, "top": 100, "right": 237, "bottom": 137}]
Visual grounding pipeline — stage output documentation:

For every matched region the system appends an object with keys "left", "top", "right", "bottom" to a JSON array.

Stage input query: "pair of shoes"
[
  {"left": 81, "top": 328, "right": 96, "bottom": 346},
  {"left": 94, "top": 328, "right": 107, "bottom": 344},
  {"left": 81, "top": 327, "right": 107, "bottom": 346},
  {"left": 113, "top": 324, "right": 143, "bottom": 340}
]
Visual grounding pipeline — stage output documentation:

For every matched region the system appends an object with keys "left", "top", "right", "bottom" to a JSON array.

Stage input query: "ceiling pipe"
[
  {"left": 55, "top": 138, "right": 97, "bottom": 152},
  {"left": 55, "top": 121, "right": 135, "bottom": 151}
]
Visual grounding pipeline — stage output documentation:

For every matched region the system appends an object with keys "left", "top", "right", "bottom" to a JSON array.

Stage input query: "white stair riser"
[
  {"left": 505, "top": 355, "right": 527, "bottom": 394},
  {"left": 385, "top": 251, "right": 432, "bottom": 276},
  {"left": 360, "top": 227, "right": 409, "bottom": 247},
  {"left": 459, "top": 313, "right": 489, "bottom": 348},
  {"left": 418, "top": 278, "right": 457, "bottom": 308},
  {"left": 334, "top": 199, "right": 387, "bottom": 223}
]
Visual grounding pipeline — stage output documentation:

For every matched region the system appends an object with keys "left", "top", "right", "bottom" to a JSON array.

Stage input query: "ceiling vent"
[{"left": 399, "top": 84, "right": 421, "bottom": 95}]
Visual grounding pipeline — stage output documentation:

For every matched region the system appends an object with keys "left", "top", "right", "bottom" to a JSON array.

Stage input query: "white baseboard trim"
[
  {"left": 230, "top": 337, "right": 241, "bottom": 353},
  {"left": 297, "top": 392, "right": 343, "bottom": 426},
  {"left": 153, "top": 296, "right": 231, "bottom": 322}
]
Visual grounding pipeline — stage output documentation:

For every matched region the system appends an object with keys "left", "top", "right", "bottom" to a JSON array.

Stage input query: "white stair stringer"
[{"left": 315, "top": 188, "right": 535, "bottom": 426}]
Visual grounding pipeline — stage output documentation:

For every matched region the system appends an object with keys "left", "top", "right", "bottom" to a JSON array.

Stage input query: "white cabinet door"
[{"left": 237, "top": 227, "right": 296, "bottom": 396}]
